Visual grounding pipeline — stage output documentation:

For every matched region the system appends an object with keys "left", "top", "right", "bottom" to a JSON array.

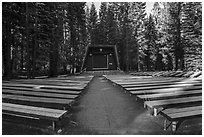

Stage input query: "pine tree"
[
  {"left": 89, "top": 3, "right": 99, "bottom": 45},
  {"left": 128, "top": 2, "right": 146, "bottom": 71},
  {"left": 182, "top": 2, "right": 202, "bottom": 71},
  {"left": 2, "top": 2, "right": 27, "bottom": 79},
  {"left": 152, "top": 2, "right": 173, "bottom": 70},
  {"left": 98, "top": 2, "right": 108, "bottom": 44},
  {"left": 144, "top": 14, "right": 157, "bottom": 71},
  {"left": 106, "top": 3, "right": 118, "bottom": 45},
  {"left": 167, "top": 2, "right": 184, "bottom": 70},
  {"left": 2, "top": 3, "right": 12, "bottom": 79}
]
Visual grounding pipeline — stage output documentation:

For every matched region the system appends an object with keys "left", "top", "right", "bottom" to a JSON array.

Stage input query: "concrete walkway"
[{"left": 68, "top": 76, "right": 167, "bottom": 134}]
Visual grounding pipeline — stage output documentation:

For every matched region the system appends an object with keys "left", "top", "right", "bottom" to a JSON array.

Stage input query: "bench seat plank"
[
  {"left": 129, "top": 85, "right": 202, "bottom": 95},
  {"left": 126, "top": 82, "right": 200, "bottom": 91},
  {"left": 162, "top": 106, "right": 202, "bottom": 114},
  {"left": 3, "top": 89, "right": 79, "bottom": 99},
  {"left": 164, "top": 109, "right": 202, "bottom": 121},
  {"left": 121, "top": 82, "right": 175, "bottom": 88},
  {"left": 114, "top": 77, "right": 184, "bottom": 84},
  {"left": 144, "top": 96, "right": 202, "bottom": 109},
  {"left": 117, "top": 78, "right": 183, "bottom": 84},
  {"left": 3, "top": 80, "right": 88, "bottom": 86},
  {"left": 3, "top": 94, "right": 74, "bottom": 105},
  {"left": 3, "top": 103, "right": 67, "bottom": 121},
  {"left": 3, "top": 80, "right": 86, "bottom": 85},
  {"left": 2, "top": 83, "right": 84, "bottom": 91},
  {"left": 137, "top": 89, "right": 201, "bottom": 100},
  {"left": 3, "top": 86, "right": 81, "bottom": 94}
]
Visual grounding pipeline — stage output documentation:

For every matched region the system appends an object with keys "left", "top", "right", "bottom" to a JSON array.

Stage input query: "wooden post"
[
  {"left": 172, "top": 121, "right": 178, "bottom": 132},
  {"left": 52, "top": 121, "right": 56, "bottom": 131},
  {"left": 153, "top": 108, "right": 157, "bottom": 116},
  {"left": 164, "top": 119, "right": 167, "bottom": 130}
]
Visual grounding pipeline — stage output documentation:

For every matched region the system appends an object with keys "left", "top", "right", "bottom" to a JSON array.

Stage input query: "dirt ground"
[{"left": 2, "top": 76, "right": 202, "bottom": 135}]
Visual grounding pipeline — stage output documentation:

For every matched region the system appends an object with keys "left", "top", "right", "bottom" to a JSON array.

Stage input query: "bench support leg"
[
  {"left": 52, "top": 121, "right": 56, "bottom": 131},
  {"left": 153, "top": 108, "right": 157, "bottom": 116},
  {"left": 164, "top": 120, "right": 172, "bottom": 131},
  {"left": 172, "top": 121, "right": 178, "bottom": 132}
]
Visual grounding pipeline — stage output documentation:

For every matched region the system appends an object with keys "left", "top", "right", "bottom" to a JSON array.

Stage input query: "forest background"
[{"left": 2, "top": 2, "right": 202, "bottom": 79}]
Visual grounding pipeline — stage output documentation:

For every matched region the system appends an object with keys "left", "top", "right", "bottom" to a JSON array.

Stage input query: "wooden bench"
[
  {"left": 3, "top": 86, "right": 81, "bottom": 95},
  {"left": 3, "top": 94, "right": 74, "bottom": 108},
  {"left": 3, "top": 89, "right": 79, "bottom": 99},
  {"left": 162, "top": 71, "right": 177, "bottom": 77},
  {"left": 3, "top": 80, "right": 87, "bottom": 86},
  {"left": 174, "top": 71, "right": 188, "bottom": 77},
  {"left": 125, "top": 83, "right": 194, "bottom": 91},
  {"left": 144, "top": 96, "right": 202, "bottom": 116},
  {"left": 182, "top": 71, "right": 194, "bottom": 77},
  {"left": 137, "top": 89, "right": 201, "bottom": 101},
  {"left": 121, "top": 82, "right": 175, "bottom": 88},
  {"left": 2, "top": 83, "right": 84, "bottom": 91},
  {"left": 160, "top": 106, "right": 202, "bottom": 132},
  {"left": 115, "top": 77, "right": 184, "bottom": 84},
  {"left": 111, "top": 76, "right": 199, "bottom": 85},
  {"left": 129, "top": 85, "right": 201, "bottom": 95},
  {"left": 126, "top": 81, "right": 201, "bottom": 91},
  {"left": 2, "top": 103, "right": 67, "bottom": 131}
]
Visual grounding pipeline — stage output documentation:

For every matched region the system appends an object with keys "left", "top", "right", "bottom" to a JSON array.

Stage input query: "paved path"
[{"left": 71, "top": 76, "right": 166, "bottom": 134}]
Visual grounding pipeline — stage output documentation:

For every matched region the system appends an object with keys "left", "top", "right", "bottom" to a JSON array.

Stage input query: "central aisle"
[{"left": 72, "top": 76, "right": 163, "bottom": 134}]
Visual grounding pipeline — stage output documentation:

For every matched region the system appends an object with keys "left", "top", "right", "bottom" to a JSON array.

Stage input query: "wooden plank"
[
  {"left": 161, "top": 71, "right": 177, "bottom": 77},
  {"left": 167, "top": 110, "right": 202, "bottom": 120},
  {"left": 111, "top": 76, "right": 182, "bottom": 81},
  {"left": 183, "top": 71, "right": 194, "bottom": 77},
  {"left": 137, "top": 89, "right": 201, "bottom": 100},
  {"left": 2, "top": 81, "right": 86, "bottom": 87},
  {"left": 129, "top": 85, "right": 202, "bottom": 95},
  {"left": 162, "top": 106, "right": 202, "bottom": 114},
  {"left": 121, "top": 80, "right": 201, "bottom": 88},
  {"left": 168, "top": 71, "right": 182, "bottom": 77},
  {"left": 3, "top": 94, "right": 74, "bottom": 105},
  {"left": 2, "top": 83, "right": 84, "bottom": 91},
  {"left": 41, "top": 85, "right": 84, "bottom": 90},
  {"left": 126, "top": 84, "right": 190, "bottom": 91},
  {"left": 121, "top": 82, "right": 175, "bottom": 88},
  {"left": 3, "top": 89, "right": 79, "bottom": 99},
  {"left": 2, "top": 103, "right": 67, "bottom": 121},
  {"left": 126, "top": 82, "right": 201, "bottom": 91},
  {"left": 174, "top": 71, "right": 187, "bottom": 77},
  {"left": 144, "top": 96, "right": 202, "bottom": 109},
  {"left": 3, "top": 79, "right": 90, "bottom": 84},
  {"left": 2, "top": 86, "right": 81, "bottom": 95},
  {"left": 115, "top": 78, "right": 184, "bottom": 85}
]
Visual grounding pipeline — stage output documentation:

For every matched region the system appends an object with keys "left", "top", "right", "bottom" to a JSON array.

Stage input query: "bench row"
[
  {"left": 2, "top": 75, "right": 94, "bottom": 132},
  {"left": 130, "top": 71, "right": 202, "bottom": 78},
  {"left": 104, "top": 75, "right": 202, "bottom": 132}
]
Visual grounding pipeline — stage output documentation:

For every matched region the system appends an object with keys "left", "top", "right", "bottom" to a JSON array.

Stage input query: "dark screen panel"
[{"left": 93, "top": 54, "right": 107, "bottom": 69}]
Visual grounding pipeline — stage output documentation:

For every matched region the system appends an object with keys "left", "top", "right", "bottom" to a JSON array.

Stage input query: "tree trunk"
[
  {"left": 21, "top": 38, "right": 24, "bottom": 70},
  {"left": 26, "top": 2, "right": 31, "bottom": 79},
  {"left": 31, "top": 4, "right": 38, "bottom": 78},
  {"left": 2, "top": 22, "right": 11, "bottom": 79}
]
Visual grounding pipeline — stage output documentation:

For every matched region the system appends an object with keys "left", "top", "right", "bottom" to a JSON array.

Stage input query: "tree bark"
[
  {"left": 2, "top": 22, "right": 11, "bottom": 79},
  {"left": 26, "top": 2, "right": 31, "bottom": 79}
]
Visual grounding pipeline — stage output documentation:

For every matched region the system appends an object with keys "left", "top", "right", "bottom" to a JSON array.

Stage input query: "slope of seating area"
[
  {"left": 2, "top": 75, "right": 93, "bottom": 132},
  {"left": 104, "top": 73, "right": 202, "bottom": 132}
]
